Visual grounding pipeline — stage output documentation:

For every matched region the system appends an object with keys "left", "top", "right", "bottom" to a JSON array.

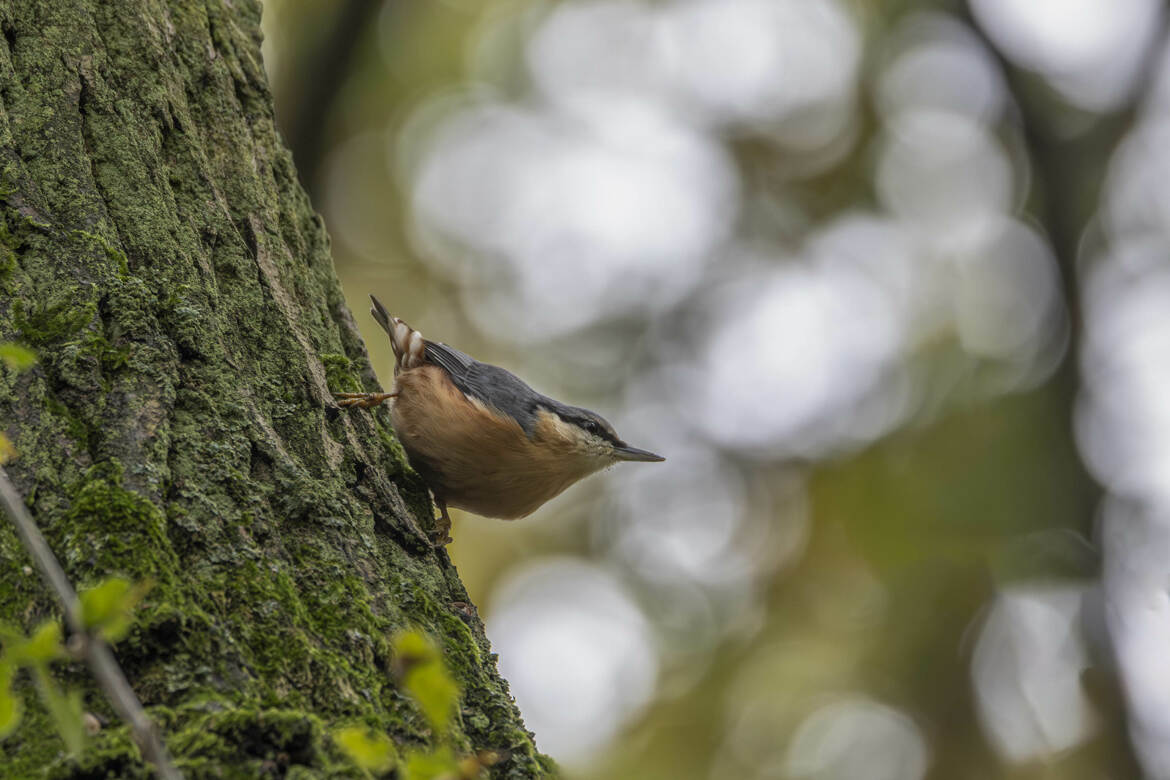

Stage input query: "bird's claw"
[
  {"left": 431, "top": 499, "right": 453, "bottom": 547},
  {"left": 334, "top": 392, "right": 396, "bottom": 409}
]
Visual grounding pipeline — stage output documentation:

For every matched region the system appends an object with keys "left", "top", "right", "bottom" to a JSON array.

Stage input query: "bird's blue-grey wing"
[
  {"left": 424, "top": 341, "right": 544, "bottom": 435},
  {"left": 423, "top": 342, "right": 476, "bottom": 377}
]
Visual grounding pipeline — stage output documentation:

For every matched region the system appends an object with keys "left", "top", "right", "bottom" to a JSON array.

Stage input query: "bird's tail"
[{"left": 370, "top": 294, "right": 425, "bottom": 372}]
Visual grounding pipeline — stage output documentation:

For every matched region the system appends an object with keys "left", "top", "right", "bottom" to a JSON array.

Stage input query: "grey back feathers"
[
  {"left": 425, "top": 341, "right": 546, "bottom": 436},
  {"left": 424, "top": 341, "right": 620, "bottom": 444}
]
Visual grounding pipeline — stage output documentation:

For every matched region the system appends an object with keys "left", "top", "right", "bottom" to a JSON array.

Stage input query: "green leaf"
[
  {"left": 401, "top": 746, "right": 458, "bottom": 780},
  {"left": 393, "top": 630, "right": 438, "bottom": 665},
  {"left": 0, "top": 433, "right": 14, "bottom": 464},
  {"left": 32, "top": 664, "right": 84, "bottom": 755},
  {"left": 333, "top": 726, "right": 397, "bottom": 773},
  {"left": 392, "top": 630, "right": 459, "bottom": 735},
  {"left": 0, "top": 662, "right": 22, "bottom": 738},
  {"left": 79, "top": 577, "right": 152, "bottom": 642},
  {"left": 17, "top": 620, "right": 62, "bottom": 664},
  {"left": 0, "top": 342, "right": 36, "bottom": 372},
  {"left": 404, "top": 662, "right": 458, "bottom": 735}
]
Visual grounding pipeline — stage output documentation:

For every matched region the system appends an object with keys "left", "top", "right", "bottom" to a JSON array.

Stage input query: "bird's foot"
[
  {"left": 334, "top": 391, "right": 397, "bottom": 409},
  {"left": 431, "top": 499, "right": 453, "bottom": 547}
]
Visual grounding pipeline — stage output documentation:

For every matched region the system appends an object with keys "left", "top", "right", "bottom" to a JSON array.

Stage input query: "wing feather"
[
  {"left": 423, "top": 341, "right": 543, "bottom": 435},
  {"left": 424, "top": 342, "right": 476, "bottom": 377}
]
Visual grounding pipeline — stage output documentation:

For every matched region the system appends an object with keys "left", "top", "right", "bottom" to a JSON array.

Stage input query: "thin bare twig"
[{"left": 0, "top": 466, "right": 182, "bottom": 780}]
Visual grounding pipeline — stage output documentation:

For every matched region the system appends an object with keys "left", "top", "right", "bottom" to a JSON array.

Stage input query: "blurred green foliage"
[
  {"left": 262, "top": 0, "right": 1147, "bottom": 777},
  {"left": 334, "top": 725, "right": 398, "bottom": 774},
  {"left": 78, "top": 577, "right": 153, "bottom": 643},
  {"left": 0, "top": 343, "right": 36, "bottom": 373},
  {"left": 335, "top": 629, "right": 487, "bottom": 779},
  {"left": 0, "top": 341, "right": 35, "bottom": 463},
  {"left": 0, "top": 579, "right": 149, "bottom": 757}
]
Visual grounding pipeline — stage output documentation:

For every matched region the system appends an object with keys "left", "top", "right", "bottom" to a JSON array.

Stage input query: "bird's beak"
[{"left": 614, "top": 445, "right": 665, "bottom": 462}]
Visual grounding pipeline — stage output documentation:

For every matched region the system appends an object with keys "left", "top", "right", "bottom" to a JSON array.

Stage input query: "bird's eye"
[{"left": 582, "top": 420, "right": 599, "bottom": 435}]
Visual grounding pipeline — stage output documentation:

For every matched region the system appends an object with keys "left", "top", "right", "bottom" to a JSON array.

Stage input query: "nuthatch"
[{"left": 335, "top": 295, "right": 664, "bottom": 544}]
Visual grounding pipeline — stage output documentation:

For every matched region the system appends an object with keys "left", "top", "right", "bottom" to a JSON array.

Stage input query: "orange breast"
[{"left": 390, "top": 366, "right": 603, "bottom": 519}]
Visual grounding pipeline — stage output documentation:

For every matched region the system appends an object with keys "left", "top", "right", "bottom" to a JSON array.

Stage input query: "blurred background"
[{"left": 260, "top": 0, "right": 1170, "bottom": 777}]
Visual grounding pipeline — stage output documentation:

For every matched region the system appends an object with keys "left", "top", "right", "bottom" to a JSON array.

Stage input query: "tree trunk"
[{"left": 0, "top": 0, "right": 551, "bottom": 776}]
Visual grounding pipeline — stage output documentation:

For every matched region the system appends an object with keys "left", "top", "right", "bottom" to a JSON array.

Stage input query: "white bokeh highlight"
[
  {"left": 969, "top": 0, "right": 1161, "bottom": 110},
  {"left": 1100, "top": 500, "right": 1170, "bottom": 778},
  {"left": 971, "top": 585, "right": 1098, "bottom": 763},
  {"left": 696, "top": 261, "right": 905, "bottom": 455},
  {"left": 1080, "top": 49, "right": 1170, "bottom": 771},
  {"left": 876, "top": 111, "right": 1014, "bottom": 246},
  {"left": 410, "top": 98, "right": 737, "bottom": 338},
  {"left": 1079, "top": 240, "right": 1170, "bottom": 503},
  {"left": 876, "top": 14, "right": 1007, "bottom": 126},
  {"left": 661, "top": 0, "right": 861, "bottom": 137},
  {"left": 786, "top": 698, "right": 931, "bottom": 780},
  {"left": 487, "top": 559, "right": 658, "bottom": 766},
  {"left": 527, "top": 0, "right": 861, "bottom": 138},
  {"left": 952, "top": 218, "right": 1064, "bottom": 367}
]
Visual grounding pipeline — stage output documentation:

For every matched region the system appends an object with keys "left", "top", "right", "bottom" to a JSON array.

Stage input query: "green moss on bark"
[{"left": 0, "top": 0, "right": 553, "bottom": 776}]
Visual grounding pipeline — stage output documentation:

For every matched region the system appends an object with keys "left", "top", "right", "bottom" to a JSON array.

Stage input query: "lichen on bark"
[{"left": 0, "top": 0, "right": 553, "bottom": 776}]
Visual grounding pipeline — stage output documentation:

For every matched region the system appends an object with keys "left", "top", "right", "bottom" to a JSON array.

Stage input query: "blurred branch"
[
  {"left": 962, "top": 6, "right": 1169, "bottom": 777},
  {"left": 280, "top": 0, "right": 384, "bottom": 197},
  {"left": 962, "top": 8, "right": 1161, "bottom": 313},
  {"left": 959, "top": 3, "right": 1168, "bottom": 499},
  {"left": 0, "top": 467, "right": 181, "bottom": 780}
]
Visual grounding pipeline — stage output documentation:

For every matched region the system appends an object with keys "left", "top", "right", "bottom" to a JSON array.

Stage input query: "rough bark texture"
[{"left": 0, "top": 0, "right": 552, "bottom": 776}]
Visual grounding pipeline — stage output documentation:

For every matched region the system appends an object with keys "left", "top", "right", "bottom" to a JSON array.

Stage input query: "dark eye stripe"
[
  {"left": 577, "top": 417, "right": 620, "bottom": 445},
  {"left": 546, "top": 403, "right": 622, "bottom": 445}
]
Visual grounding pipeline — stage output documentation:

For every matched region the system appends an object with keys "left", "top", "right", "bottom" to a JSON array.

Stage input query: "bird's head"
[{"left": 537, "top": 403, "right": 665, "bottom": 467}]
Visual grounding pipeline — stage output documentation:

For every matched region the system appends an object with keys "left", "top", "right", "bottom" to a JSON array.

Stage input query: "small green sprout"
[
  {"left": 334, "top": 726, "right": 397, "bottom": 773},
  {"left": 0, "top": 342, "right": 36, "bottom": 371},
  {"left": 79, "top": 577, "right": 154, "bottom": 642}
]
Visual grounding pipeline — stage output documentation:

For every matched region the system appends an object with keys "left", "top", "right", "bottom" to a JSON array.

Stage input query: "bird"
[{"left": 335, "top": 295, "right": 664, "bottom": 544}]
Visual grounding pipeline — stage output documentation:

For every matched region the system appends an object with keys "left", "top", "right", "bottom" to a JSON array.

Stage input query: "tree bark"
[{"left": 0, "top": 0, "right": 551, "bottom": 776}]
